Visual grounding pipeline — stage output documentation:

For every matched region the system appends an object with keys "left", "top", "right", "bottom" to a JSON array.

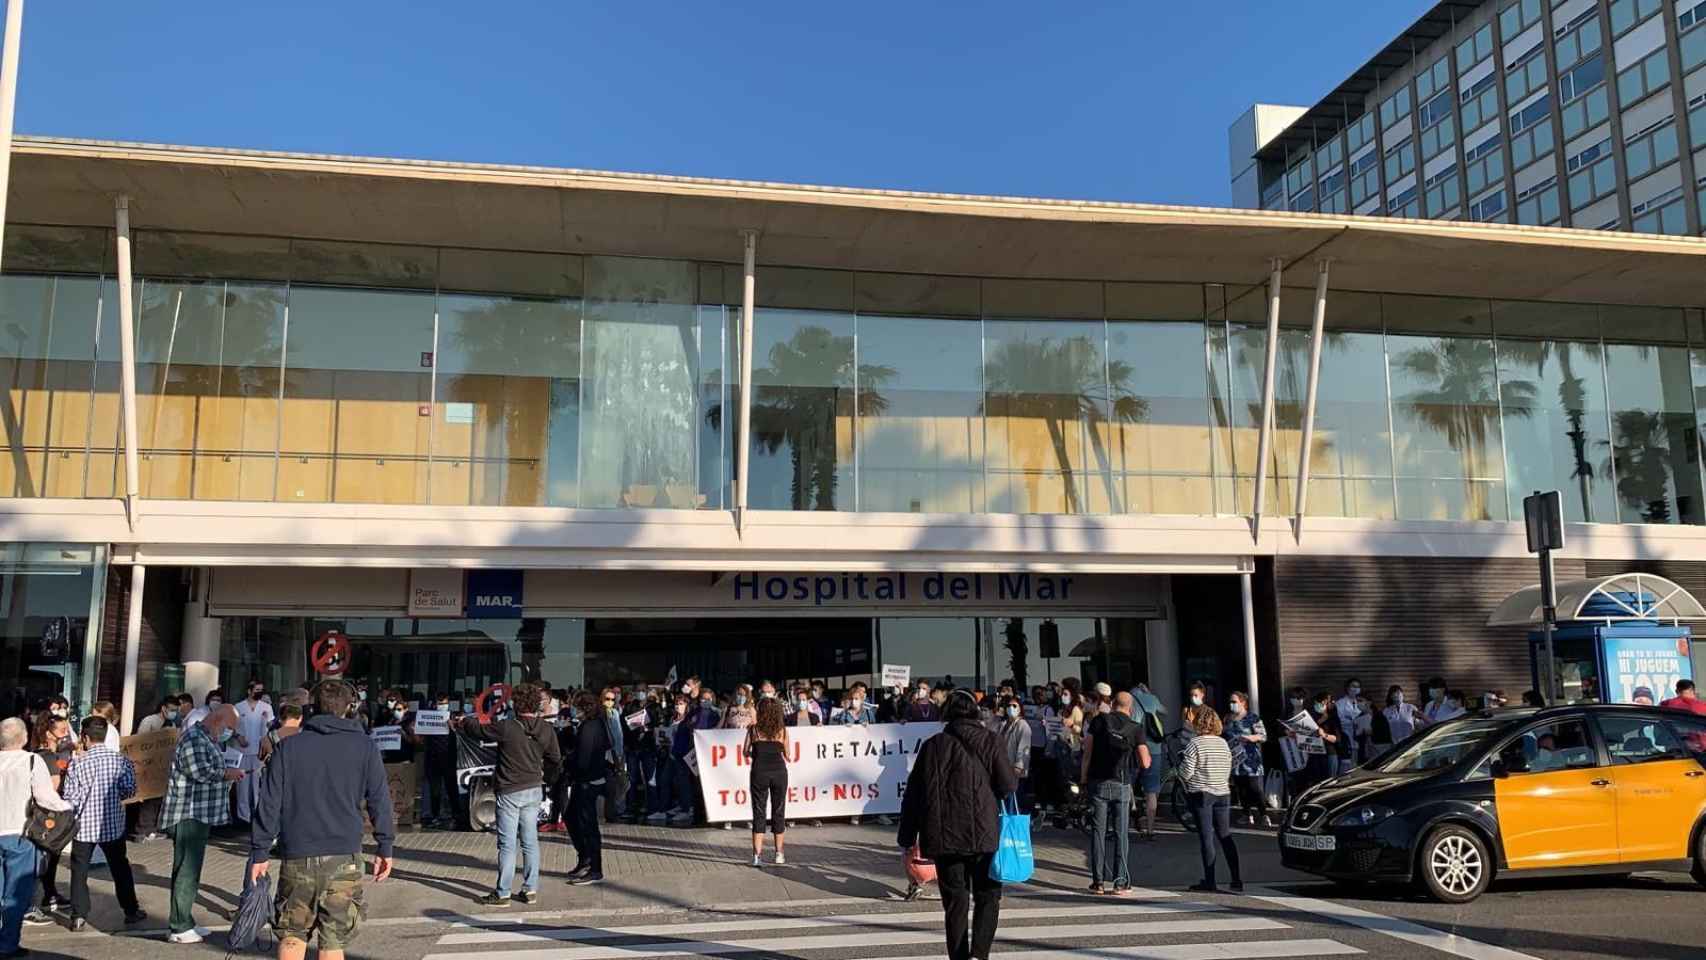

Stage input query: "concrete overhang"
[{"left": 11, "top": 136, "right": 1705, "bottom": 307}]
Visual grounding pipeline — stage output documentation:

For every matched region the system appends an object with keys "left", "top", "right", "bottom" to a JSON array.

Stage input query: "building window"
[
  {"left": 1681, "top": 0, "right": 1706, "bottom": 30},
  {"left": 1384, "top": 138, "right": 1416, "bottom": 181},
  {"left": 1685, "top": 20, "right": 1706, "bottom": 72},
  {"left": 1617, "top": 48, "right": 1670, "bottom": 107},
  {"left": 1388, "top": 185, "right": 1421, "bottom": 217},
  {"left": 1469, "top": 189, "right": 1508, "bottom": 221},
  {"left": 1630, "top": 189, "right": 1688, "bottom": 234},
  {"left": 1566, "top": 139, "right": 1618, "bottom": 209},
  {"left": 1510, "top": 93, "right": 1553, "bottom": 135},
  {"left": 1285, "top": 156, "right": 1313, "bottom": 197},
  {"left": 1345, "top": 113, "right": 1376, "bottom": 153},
  {"left": 1560, "top": 85, "right": 1610, "bottom": 139},
  {"left": 1511, "top": 118, "right": 1557, "bottom": 168},
  {"left": 1558, "top": 52, "right": 1605, "bottom": 104},
  {"left": 1349, "top": 149, "right": 1381, "bottom": 205},
  {"left": 1419, "top": 89, "right": 1455, "bottom": 130},
  {"left": 1554, "top": 14, "right": 1602, "bottom": 69},
  {"left": 1422, "top": 112, "right": 1458, "bottom": 159},
  {"left": 1457, "top": 23, "right": 1496, "bottom": 71},
  {"left": 1623, "top": 121, "right": 1680, "bottom": 180},
  {"left": 1415, "top": 56, "right": 1453, "bottom": 101},
  {"left": 1609, "top": 0, "right": 1662, "bottom": 37},
  {"left": 1426, "top": 168, "right": 1463, "bottom": 217},
  {"left": 1319, "top": 168, "right": 1346, "bottom": 196},
  {"left": 1692, "top": 101, "right": 1706, "bottom": 150},
  {"left": 1289, "top": 185, "right": 1317, "bottom": 212},
  {"left": 1505, "top": 48, "right": 1549, "bottom": 105},
  {"left": 1515, "top": 180, "right": 1562, "bottom": 224},
  {"left": 1500, "top": 0, "right": 1544, "bottom": 39},
  {"left": 1460, "top": 74, "right": 1501, "bottom": 129},
  {"left": 1380, "top": 88, "right": 1412, "bottom": 129}
]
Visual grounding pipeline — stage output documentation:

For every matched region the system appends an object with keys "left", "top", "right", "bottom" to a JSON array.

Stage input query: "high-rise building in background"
[{"left": 1231, "top": 0, "right": 1706, "bottom": 234}]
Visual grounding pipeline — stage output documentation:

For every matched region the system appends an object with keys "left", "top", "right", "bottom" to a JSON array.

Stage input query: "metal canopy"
[{"left": 1486, "top": 573, "right": 1706, "bottom": 627}]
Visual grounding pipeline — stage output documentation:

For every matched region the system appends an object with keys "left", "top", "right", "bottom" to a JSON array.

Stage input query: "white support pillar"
[
  {"left": 114, "top": 195, "right": 142, "bottom": 528},
  {"left": 735, "top": 229, "right": 757, "bottom": 534},
  {"left": 119, "top": 562, "right": 145, "bottom": 735},
  {"left": 1249, "top": 259, "right": 1284, "bottom": 543},
  {"left": 1240, "top": 568, "right": 1261, "bottom": 715},
  {"left": 0, "top": 0, "right": 24, "bottom": 276},
  {"left": 1292, "top": 260, "right": 1331, "bottom": 539}
]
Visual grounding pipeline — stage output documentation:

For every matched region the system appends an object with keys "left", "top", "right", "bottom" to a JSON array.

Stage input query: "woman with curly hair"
[{"left": 745, "top": 698, "right": 790, "bottom": 867}]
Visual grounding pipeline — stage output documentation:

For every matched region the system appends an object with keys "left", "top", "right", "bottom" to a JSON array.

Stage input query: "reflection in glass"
[
  {"left": 747, "top": 308, "right": 863, "bottom": 510},
  {"left": 0, "top": 545, "right": 101, "bottom": 718},
  {"left": 579, "top": 257, "right": 701, "bottom": 509},
  {"left": 1302, "top": 331, "right": 1395, "bottom": 518},
  {"left": 436, "top": 293, "right": 580, "bottom": 506},
  {"left": 1387, "top": 333, "right": 1509, "bottom": 520},
  {"left": 0, "top": 276, "right": 102, "bottom": 498},
  {"left": 857, "top": 314, "right": 983, "bottom": 512},
  {"left": 1104, "top": 321, "right": 1217, "bottom": 514},
  {"left": 1497, "top": 337, "right": 1614, "bottom": 523},
  {"left": 282, "top": 286, "right": 435, "bottom": 504},
  {"left": 1604, "top": 341, "right": 1702, "bottom": 524}
]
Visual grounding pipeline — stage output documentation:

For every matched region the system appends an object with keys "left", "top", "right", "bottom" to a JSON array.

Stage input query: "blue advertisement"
[
  {"left": 1603, "top": 633, "right": 1693, "bottom": 704},
  {"left": 465, "top": 569, "right": 523, "bottom": 619}
]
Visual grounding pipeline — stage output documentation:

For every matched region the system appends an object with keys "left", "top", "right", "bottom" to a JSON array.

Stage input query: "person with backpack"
[
  {"left": 897, "top": 690, "right": 1018, "bottom": 960},
  {"left": 1079, "top": 692, "right": 1149, "bottom": 895},
  {"left": 1128, "top": 683, "right": 1167, "bottom": 842},
  {"left": 460, "top": 682, "right": 561, "bottom": 906}
]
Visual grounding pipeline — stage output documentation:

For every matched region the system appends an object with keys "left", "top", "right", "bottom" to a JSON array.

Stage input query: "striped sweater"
[{"left": 1178, "top": 733, "right": 1234, "bottom": 796}]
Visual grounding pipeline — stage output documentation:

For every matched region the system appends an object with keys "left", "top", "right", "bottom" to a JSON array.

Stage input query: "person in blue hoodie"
[{"left": 249, "top": 680, "right": 394, "bottom": 960}]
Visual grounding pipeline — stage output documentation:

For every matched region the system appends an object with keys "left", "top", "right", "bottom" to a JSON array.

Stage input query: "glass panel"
[
  {"left": 4, "top": 226, "right": 108, "bottom": 275},
  {"left": 0, "top": 545, "right": 100, "bottom": 718},
  {"left": 435, "top": 291, "right": 579, "bottom": 507},
  {"left": 579, "top": 256, "right": 701, "bottom": 509},
  {"left": 856, "top": 313, "right": 984, "bottom": 513},
  {"left": 1492, "top": 301, "right": 1615, "bottom": 523},
  {"left": 1387, "top": 327, "right": 1507, "bottom": 521},
  {"left": 697, "top": 263, "right": 738, "bottom": 512},
  {"left": 282, "top": 286, "right": 435, "bottom": 504},
  {"left": 0, "top": 276, "right": 102, "bottom": 498},
  {"left": 879, "top": 618, "right": 978, "bottom": 689},
  {"left": 749, "top": 268, "right": 856, "bottom": 511},
  {"left": 1304, "top": 318, "right": 1396, "bottom": 519},
  {"left": 1603, "top": 308, "right": 1702, "bottom": 524},
  {"left": 983, "top": 314, "right": 1110, "bottom": 515},
  {"left": 86, "top": 278, "right": 125, "bottom": 499}
]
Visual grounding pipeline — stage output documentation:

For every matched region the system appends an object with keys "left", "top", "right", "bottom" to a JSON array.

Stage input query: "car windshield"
[{"left": 1372, "top": 716, "right": 1507, "bottom": 773}]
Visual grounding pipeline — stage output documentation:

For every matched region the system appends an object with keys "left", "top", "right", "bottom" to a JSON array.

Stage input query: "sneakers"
[
  {"left": 751, "top": 854, "right": 764, "bottom": 867},
  {"left": 475, "top": 892, "right": 511, "bottom": 907},
  {"left": 538, "top": 821, "right": 565, "bottom": 833},
  {"left": 65, "top": 918, "right": 86, "bottom": 933},
  {"left": 569, "top": 871, "right": 604, "bottom": 886},
  {"left": 20, "top": 910, "right": 51, "bottom": 927},
  {"left": 1229, "top": 880, "right": 1245, "bottom": 893},
  {"left": 567, "top": 861, "right": 591, "bottom": 879},
  {"left": 517, "top": 891, "right": 539, "bottom": 905},
  {"left": 124, "top": 909, "right": 149, "bottom": 925},
  {"left": 1088, "top": 882, "right": 1107, "bottom": 895},
  {"left": 166, "top": 929, "right": 204, "bottom": 945},
  {"left": 1111, "top": 885, "right": 1136, "bottom": 898},
  {"left": 772, "top": 853, "right": 786, "bottom": 866},
  {"left": 1187, "top": 881, "right": 1219, "bottom": 893}
]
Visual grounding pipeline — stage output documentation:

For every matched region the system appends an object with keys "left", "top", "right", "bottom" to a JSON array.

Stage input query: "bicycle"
[{"left": 1158, "top": 730, "right": 1200, "bottom": 834}]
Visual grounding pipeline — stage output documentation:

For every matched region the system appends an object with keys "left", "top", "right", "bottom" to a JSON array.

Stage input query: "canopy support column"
[
  {"left": 1292, "top": 260, "right": 1331, "bottom": 540},
  {"left": 1250, "top": 259, "right": 1284, "bottom": 544}
]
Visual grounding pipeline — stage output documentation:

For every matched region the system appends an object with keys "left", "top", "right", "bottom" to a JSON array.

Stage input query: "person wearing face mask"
[
  {"left": 787, "top": 686, "right": 823, "bottom": 728},
  {"left": 1181, "top": 682, "right": 1208, "bottom": 731},
  {"left": 1421, "top": 677, "right": 1454, "bottom": 723},
  {"left": 996, "top": 695, "right": 1033, "bottom": 812},
  {"left": 722, "top": 684, "right": 757, "bottom": 730},
  {"left": 1376, "top": 685, "right": 1424, "bottom": 757},
  {"left": 1222, "top": 692, "right": 1270, "bottom": 828},
  {"left": 235, "top": 681, "right": 273, "bottom": 763},
  {"left": 161, "top": 704, "right": 246, "bottom": 943},
  {"left": 422, "top": 692, "right": 461, "bottom": 830},
  {"left": 809, "top": 683, "right": 831, "bottom": 722},
  {"left": 835, "top": 683, "right": 876, "bottom": 725},
  {"left": 183, "top": 689, "right": 224, "bottom": 730},
  {"left": 757, "top": 681, "right": 779, "bottom": 702},
  {"left": 1302, "top": 691, "right": 1341, "bottom": 791},
  {"left": 906, "top": 683, "right": 940, "bottom": 723},
  {"left": 1331, "top": 678, "right": 1362, "bottom": 774},
  {"left": 646, "top": 694, "right": 696, "bottom": 825},
  {"left": 22, "top": 715, "right": 73, "bottom": 925},
  {"left": 600, "top": 686, "right": 629, "bottom": 826}
]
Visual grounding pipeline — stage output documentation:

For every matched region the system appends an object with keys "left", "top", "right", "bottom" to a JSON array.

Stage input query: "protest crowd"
[{"left": 0, "top": 666, "right": 1700, "bottom": 959}]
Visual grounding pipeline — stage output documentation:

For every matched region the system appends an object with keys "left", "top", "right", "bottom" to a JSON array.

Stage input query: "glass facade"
[
  {"left": 6, "top": 225, "right": 1706, "bottom": 526},
  {"left": 0, "top": 543, "right": 105, "bottom": 720}
]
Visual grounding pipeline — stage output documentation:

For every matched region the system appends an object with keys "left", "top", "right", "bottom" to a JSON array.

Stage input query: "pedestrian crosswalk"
[{"left": 421, "top": 893, "right": 1365, "bottom": 960}]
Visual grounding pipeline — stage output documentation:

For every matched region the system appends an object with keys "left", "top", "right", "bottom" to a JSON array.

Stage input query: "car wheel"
[
  {"left": 468, "top": 780, "right": 497, "bottom": 833},
  {"left": 1418, "top": 824, "right": 1492, "bottom": 903},
  {"left": 1692, "top": 823, "right": 1706, "bottom": 889}
]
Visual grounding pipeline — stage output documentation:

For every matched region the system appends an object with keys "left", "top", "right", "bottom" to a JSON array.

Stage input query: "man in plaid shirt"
[
  {"left": 62, "top": 716, "right": 146, "bottom": 930},
  {"left": 162, "top": 704, "right": 244, "bottom": 944}
]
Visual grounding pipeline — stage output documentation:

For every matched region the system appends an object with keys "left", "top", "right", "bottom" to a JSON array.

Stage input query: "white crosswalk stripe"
[{"left": 422, "top": 899, "right": 1362, "bottom": 960}]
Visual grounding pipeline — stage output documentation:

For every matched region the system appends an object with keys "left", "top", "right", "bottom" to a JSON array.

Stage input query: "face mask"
[
  {"left": 701, "top": 698, "right": 714, "bottom": 709},
  {"left": 1393, "top": 692, "right": 1405, "bottom": 705},
  {"left": 437, "top": 702, "right": 449, "bottom": 711},
  {"left": 1428, "top": 688, "right": 1443, "bottom": 700},
  {"left": 1348, "top": 686, "right": 1361, "bottom": 698},
  {"left": 1231, "top": 701, "right": 1246, "bottom": 716},
  {"left": 54, "top": 736, "right": 72, "bottom": 751},
  {"left": 1315, "top": 702, "right": 1330, "bottom": 715},
  {"left": 1189, "top": 694, "right": 1204, "bottom": 707},
  {"left": 1006, "top": 705, "right": 1020, "bottom": 718},
  {"left": 674, "top": 704, "right": 687, "bottom": 715},
  {"left": 51, "top": 708, "right": 68, "bottom": 720},
  {"left": 358, "top": 691, "right": 367, "bottom": 701},
  {"left": 798, "top": 697, "right": 810, "bottom": 707},
  {"left": 850, "top": 699, "right": 864, "bottom": 711},
  {"left": 393, "top": 708, "right": 406, "bottom": 720},
  {"left": 251, "top": 689, "right": 264, "bottom": 700},
  {"left": 915, "top": 690, "right": 928, "bottom": 701},
  {"left": 218, "top": 728, "right": 234, "bottom": 745},
  {"left": 1059, "top": 694, "right": 1071, "bottom": 706},
  {"left": 735, "top": 695, "right": 748, "bottom": 706},
  {"left": 1289, "top": 697, "right": 1304, "bottom": 708},
  {"left": 760, "top": 691, "right": 775, "bottom": 700}
]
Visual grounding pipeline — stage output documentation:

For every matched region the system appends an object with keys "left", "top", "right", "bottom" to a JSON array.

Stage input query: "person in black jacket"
[
  {"left": 460, "top": 683, "right": 561, "bottom": 907},
  {"left": 898, "top": 690, "right": 1019, "bottom": 960},
  {"left": 564, "top": 690, "right": 612, "bottom": 885}
]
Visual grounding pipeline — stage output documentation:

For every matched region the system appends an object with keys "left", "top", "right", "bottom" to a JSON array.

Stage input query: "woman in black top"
[
  {"left": 28, "top": 715, "right": 72, "bottom": 921},
  {"left": 565, "top": 690, "right": 611, "bottom": 885},
  {"left": 746, "top": 698, "right": 790, "bottom": 867}
]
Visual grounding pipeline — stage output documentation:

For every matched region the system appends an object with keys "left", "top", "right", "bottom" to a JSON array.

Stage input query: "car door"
[
  {"left": 1596, "top": 713, "right": 1706, "bottom": 862},
  {"left": 1492, "top": 717, "right": 1621, "bottom": 869}
]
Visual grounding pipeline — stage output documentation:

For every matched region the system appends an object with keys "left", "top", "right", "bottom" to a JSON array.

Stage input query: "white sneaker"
[
  {"left": 773, "top": 853, "right": 786, "bottom": 866},
  {"left": 751, "top": 854, "right": 764, "bottom": 867},
  {"left": 168, "top": 929, "right": 205, "bottom": 945}
]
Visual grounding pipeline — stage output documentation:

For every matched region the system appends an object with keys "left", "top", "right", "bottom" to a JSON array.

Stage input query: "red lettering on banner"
[{"left": 710, "top": 744, "right": 728, "bottom": 768}]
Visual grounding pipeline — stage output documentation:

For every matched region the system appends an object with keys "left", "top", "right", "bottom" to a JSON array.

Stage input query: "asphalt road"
[{"left": 20, "top": 867, "right": 1706, "bottom": 960}]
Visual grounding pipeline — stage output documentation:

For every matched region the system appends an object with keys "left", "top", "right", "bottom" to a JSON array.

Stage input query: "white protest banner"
[
  {"left": 881, "top": 664, "right": 911, "bottom": 689},
  {"left": 693, "top": 722, "right": 942, "bottom": 822},
  {"left": 413, "top": 709, "right": 449, "bottom": 736},
  {"left": 370, "top": 725, "right": 402, "bottom": 752}
]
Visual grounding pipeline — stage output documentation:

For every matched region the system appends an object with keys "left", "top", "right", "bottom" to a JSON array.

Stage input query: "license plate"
[{"left": 1284, "top": 832, "right": 1336, "bottom": 851}]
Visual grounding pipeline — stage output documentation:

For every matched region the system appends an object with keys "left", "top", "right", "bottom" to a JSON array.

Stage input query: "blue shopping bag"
[{"left": 989, "top": 793, "right": 1034, "bottom": 884}]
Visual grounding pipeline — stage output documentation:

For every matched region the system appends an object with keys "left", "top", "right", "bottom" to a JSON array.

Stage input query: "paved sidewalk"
[{"left": 30, "top": 818, "right": 1301, "bottom": 943}]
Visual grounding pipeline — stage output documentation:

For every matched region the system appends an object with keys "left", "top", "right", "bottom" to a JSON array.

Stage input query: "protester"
[
  {"left": 1182, "top": 680, "right": 1207, "bottom": 726},
  {"left": 566, "top": 690, "right": 611, "bottom": 886},
  {"left": 1223, "top": 692, "right": 1270, "bottom": 828},
  {"left": 129, "top": 698, "right": 178, "bottom": 843},
  {"left": 423, "top": 692, "right": 461, "bottom": 829},
  {"left": 162, "top": 704, "right": 245, "bottom": 944},
  {"left": 0, "top": 717, "right": 70, "bottom": 956},
  {"left": 788, "top": 685, "right": 823, "bottom": 727},
  {"left": 646, "top": 693, "right": 695, "bottom": 825},
  {"left": 996, "top": 695, "right": 1031, "bottom": 810},
  {"left": 905, "top": 681, "right": 940, "bottom": 722},
  {"left": 61, "top": 716, "right": 145, "bottom": 931},
  {"left": 601, "top": 687, "right": 628, "bottom": 825},
  {"left": 1179, "top": 706, "right": 1242, "bottom": 893},
  {"left": 250, "top": 678, "right": 395, "bottom": 960},
  {"left": 1332, "top": 679, "right": 1362, "bottom": 771},
  {"left": 899, "top": 691, "right": 1018, "bottom": 960},
  {"left": 184, "top": 689, "right": 225, "bottom": 729},
  {"left": 1661, "top": 679, "right": 1706, "bottom": 716},
  {"left": 746, "top": 698, "right": 790, "bottom": 867},
  {"left": 623, "top": 693, "right": 660, "bottom": 824},
  {"left": 837, "top": 683, "right": 876, "bottom": 725},
  {"left": 1379, "top": 685, "right": 1425, "bottom": 750},
  {"left": 175, "top": 695, "right": 195, "bottom": 728},
  {"left": 462, "top": 683, "right": 560, "bottom": 906},
  {"left": 1423, "top": 677, "right": 1463, "bottom": 722},
  {"left": 259, "top": 704, "right": 305, "bottom": 763},
  {"left": 137, "top": 697, "right": 177, "bottom": 735},
  {"left": 89, "top": 702, "right": 121, "bottom": 751},
  {"left": 1080, "top": 691, "right": 1147, "bottom": 896},
  {"left": 722, "top": 685, "right": 756, "bottom": 729},
  {"left": 23, "top": 715, "right": 72, "bottom": 925}
]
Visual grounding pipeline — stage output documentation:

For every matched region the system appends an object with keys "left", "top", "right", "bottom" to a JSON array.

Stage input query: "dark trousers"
[
  {"left": 626, "top": 751, "right": 656, "bottom": 814},
  {"left": 936, "top": 851, "right": 1001, "bottom": 960},
  {"left": 124, "top": 798, "right": 162, "bottom": 839},
  {"left": 568, "top": 779, "right": 603, "bottom": 871},
  {"left": 749, "top": 765, "right": 788, "bottom": 835},
  {"left": 427, "top": 756, "right": 461, "bottom": 824},
  {"left": 69, "top": 839, "right": 138, "bottom": 920},
  {"left": 37, "top": 849, "right": 61, "bottom": 907},
  {"left": 1191, "top": 792, "right": 1241, "bottom": 887},
  {"left": 1233, "top": 774, "right": 1265, "bottom": 818},
  {"left": 547, "top": 771, "right": 571, "bottom": 827}
]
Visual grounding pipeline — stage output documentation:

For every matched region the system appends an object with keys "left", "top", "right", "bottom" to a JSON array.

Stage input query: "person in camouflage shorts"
[{"left": 276, "top": 855, "right": 366, "bottom": 950}]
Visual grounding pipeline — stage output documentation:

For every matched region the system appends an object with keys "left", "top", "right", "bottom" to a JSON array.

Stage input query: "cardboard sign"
[
  {"left": 881, "top": 664, "right": 911, "bottom": 689},
  {"left": 371, "top": 725, "right": 403, "bottom": 752},
  {"left": 413, "top": 710, "right": 449, "bottom": 736},
  {"left": 366, "top": 761, "right": 417, "bottom": 832},
  {"left": 119, "top": 728, "right": 179, "bottom": 803},
  {"left": 693, "top": 722, "right": 942, "bottom": 822}
]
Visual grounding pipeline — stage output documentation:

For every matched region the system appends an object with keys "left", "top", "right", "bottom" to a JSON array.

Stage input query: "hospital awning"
[{"left": 1486, "top": 573, "right": 1706, "bottom": 626}]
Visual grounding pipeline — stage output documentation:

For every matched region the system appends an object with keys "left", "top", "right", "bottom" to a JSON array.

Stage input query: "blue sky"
[{"left": 16, "top": 1, "right": 1412, "bottom": 206}]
